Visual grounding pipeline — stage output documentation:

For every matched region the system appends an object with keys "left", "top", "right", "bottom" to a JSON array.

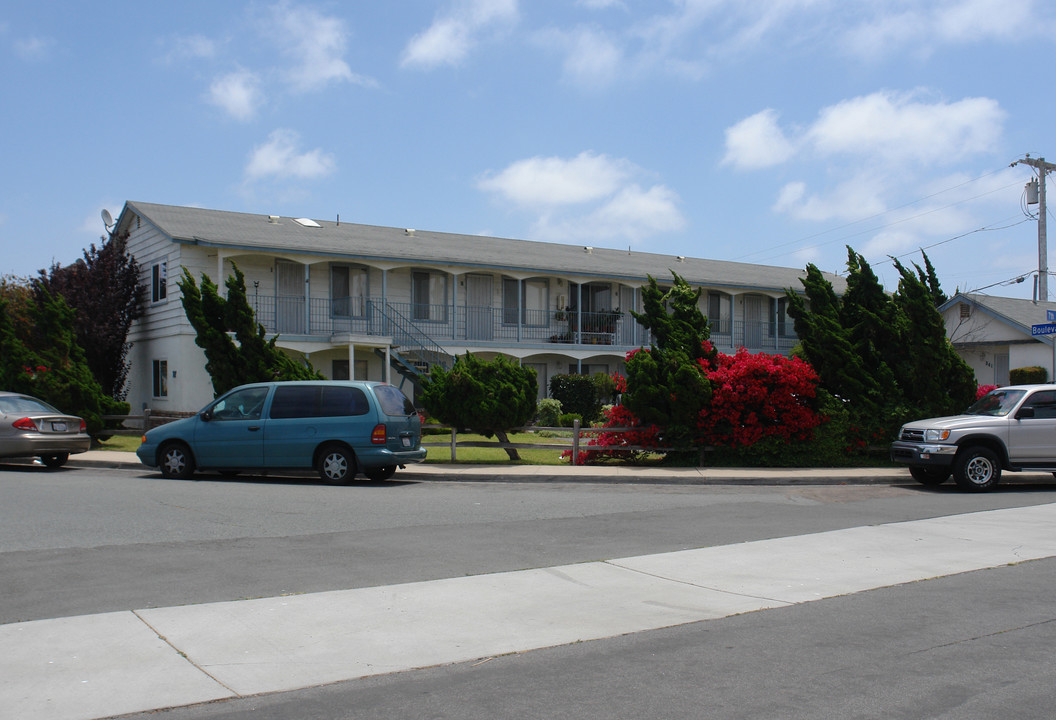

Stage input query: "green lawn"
[
  {"left": 92, "top": 434, "right": 143, "bottom": 452},
  {"left": 93, "top": 429, "right": 587, "bottom": 466}
]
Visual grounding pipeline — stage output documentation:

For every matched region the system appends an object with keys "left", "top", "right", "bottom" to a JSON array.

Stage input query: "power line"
[{"left": 732, "top": 165, "right": 1012, "bottom": 263}]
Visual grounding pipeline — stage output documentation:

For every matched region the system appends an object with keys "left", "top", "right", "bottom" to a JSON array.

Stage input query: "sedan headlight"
[{"left": 924, "top": 429, "right": 950, "bottom": 442}]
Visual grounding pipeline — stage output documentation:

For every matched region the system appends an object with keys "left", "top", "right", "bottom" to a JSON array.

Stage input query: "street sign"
[
  {"left": 1032, "top": 323, "right": 1056, "bottom": 336},
  {"left": 1048, "top": 310, "right": 1056, "bottom": 322}
]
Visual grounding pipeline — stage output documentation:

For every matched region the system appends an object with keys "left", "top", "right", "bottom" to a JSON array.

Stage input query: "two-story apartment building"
[{"left": 116, "top": 201, "right": 845, "bottom": 413}]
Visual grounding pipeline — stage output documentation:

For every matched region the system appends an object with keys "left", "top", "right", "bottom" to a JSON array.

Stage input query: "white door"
[
  {"left": 276, "top": 260, "right": 306, "bottom": 333},
  {"left": 466, "top": 275, "right": 493, "bottom": 340},
  {"left": 743, "top": 295, "right": 764, "bottom": 348}
]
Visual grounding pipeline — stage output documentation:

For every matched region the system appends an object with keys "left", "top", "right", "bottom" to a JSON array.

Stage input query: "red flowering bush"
[
  {"left": 565, "top": 402, "right": 663, "bottom": 465},
  {"left": 976, "top": 384, "right": 998, "bottom": 400},
  {"left": 698, "top": 348, "right": 822, "bottom": 448}
]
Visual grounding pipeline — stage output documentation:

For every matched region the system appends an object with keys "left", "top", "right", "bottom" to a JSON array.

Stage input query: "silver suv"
[{"left": 891, "top": 384, "right": 1056, "bottom": 491}]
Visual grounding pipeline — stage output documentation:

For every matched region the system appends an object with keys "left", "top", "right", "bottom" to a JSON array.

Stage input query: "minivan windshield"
[{"left": 964, "top": 389, "right": 1026, "bottom": 417}]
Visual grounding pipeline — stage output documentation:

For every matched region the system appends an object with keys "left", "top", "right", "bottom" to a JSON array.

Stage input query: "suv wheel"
[
  {"left": 909, "top": 466, "right": 950, "bottom": 486},
  {"left": 953, "top": 446, "right": 1000, "bottom": 492},
  {"left": 318, "top": 444, "right": 355, "bottom": 484}
]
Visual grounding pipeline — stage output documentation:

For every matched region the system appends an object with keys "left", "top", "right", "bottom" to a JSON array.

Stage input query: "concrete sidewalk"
[
  {"left": 69, "top": 449, "right": 911, "bottom": 485},
  {"left": 5, "top": 502, "right": 1056, "bottom": 720}
]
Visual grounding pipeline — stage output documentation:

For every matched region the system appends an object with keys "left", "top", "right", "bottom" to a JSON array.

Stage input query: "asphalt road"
[{"left": 4, "top": 463, "right": 1056, "bottom": 719}]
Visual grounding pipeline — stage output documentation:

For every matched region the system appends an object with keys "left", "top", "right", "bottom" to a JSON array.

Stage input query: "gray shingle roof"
[
  {"left": 124, "top": 201, "right": 845, "bottom": 294},
  {"left": 948, "top": 293, "right": 1056, "bottom": 337}
]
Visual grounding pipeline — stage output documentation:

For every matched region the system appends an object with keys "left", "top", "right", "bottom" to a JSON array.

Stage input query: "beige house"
[
  {"left": 116, "top": 201, "right": 845, "bottom": 413},
  {"left": 941, "top": 292, "right": 1056, "bottom": 386}
]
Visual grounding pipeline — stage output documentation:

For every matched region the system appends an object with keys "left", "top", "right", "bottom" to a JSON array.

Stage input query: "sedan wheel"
[
  {"left": 40, "top": 453, "right": 69, "bottom": 469},
  {"left": 159, "top": 442, "right": 196, "bottom": 480},
  {"left": 318, "top": 445, "right": 355, "bottom": 484},
  {"left": 953, "top": 446, "right": 1000, "bottom": 492}
]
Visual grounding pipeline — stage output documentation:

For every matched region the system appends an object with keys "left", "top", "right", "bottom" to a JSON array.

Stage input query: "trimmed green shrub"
[
  {"left": 1010, "top": 366, "right": 1047, "bottom": 384},
  {"left": 558, "top": 412, "right": 583, "bottom": 427},
  {"left": 536, "top": 398, "right": 562, "bottom": 427},
  {"left": 550, "top": 374, "right": 602, "bottom": 422}
]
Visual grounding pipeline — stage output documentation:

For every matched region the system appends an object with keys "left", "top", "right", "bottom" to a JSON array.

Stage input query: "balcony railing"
[{"left": 248, "top": 296, "right": 797, "bottom": 353}]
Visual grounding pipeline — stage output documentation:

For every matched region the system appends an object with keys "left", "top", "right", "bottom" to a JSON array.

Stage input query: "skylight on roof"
[{"left": 293, "top": 217, "right": 322, "bottom": 228}]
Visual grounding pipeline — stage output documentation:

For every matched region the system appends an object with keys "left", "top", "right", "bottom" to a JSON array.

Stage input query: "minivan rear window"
[
  {"left": 374, "top": 385, "right": 416, "bottom": 416},
  {"left": 270, "top": 385, "right": 369, "bottom": 419}
]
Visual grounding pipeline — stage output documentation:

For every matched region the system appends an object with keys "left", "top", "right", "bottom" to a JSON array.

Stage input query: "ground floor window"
[{"left": 152, "top": 359, "right": 168, "bottom": 398}]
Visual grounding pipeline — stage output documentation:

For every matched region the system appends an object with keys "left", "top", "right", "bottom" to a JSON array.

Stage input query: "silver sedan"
[{"left": 0, "top": 392, "right": 91, "bottom": 468}]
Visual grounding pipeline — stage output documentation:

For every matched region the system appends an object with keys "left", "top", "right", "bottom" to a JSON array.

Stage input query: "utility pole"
[{"left": 1013, "top": 155, "right": 1056, "bottom": 301}]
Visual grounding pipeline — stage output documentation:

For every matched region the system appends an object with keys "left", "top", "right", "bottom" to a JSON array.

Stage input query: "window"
[
  {"left": 412, "top": 271, "right": 447, "bottom": 322},
  {"left": 771, "top": 297, "right": 794, "bottom": 337},
  {"left": 152, "top": 360, "right": 168, "bottom": 398},
  {"left": 332, "top": 265, "right": 368, "bottom": 317},
  {"left": 374, "top": 385, "right": 416, "bottom": 416},
  {"left": 502, "top": 278, "right": 549, "bottom": 325},
  {"left": 707, "top": 292, "right": 731, "bottom": 334},
  {"left": 210, "top": 386, "right": 269, "bottom": 421},
  {"left": 570, "top": 282, "right": 612, "bottom": 312},
  {"left": 269, "top": 385, "right": 369, "bottom": 419},
  {"left": 151, "top": 262, "right": 167, "bottom": 303},
  {"left": 332, "top": 359, "right": 350, "bottom": 380},
  {"left": 1023, "top": 391, "right": 1056, "bottom": 419}
]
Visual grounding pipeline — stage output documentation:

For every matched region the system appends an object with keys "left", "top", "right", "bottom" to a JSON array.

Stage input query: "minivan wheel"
[
  {"left": 953, "top": 446, "right": 1000, "bottom": 492},
  {"left": 909, "top": 466, "right": 950, "bottom": 486},
  {"left": 365, "top": 465, "right": 397, "bottom": 482},
  {"left": 159, "top": 442, "right": 196, "bottom": 480},
  {"left": 40, "top": 453, "right": 69, "bottom": 469},
  {"left": 318, "top": 444, "right": 355, "bottom": 484}
]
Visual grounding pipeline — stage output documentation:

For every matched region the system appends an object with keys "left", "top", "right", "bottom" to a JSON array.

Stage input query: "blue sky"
[{"left": 3, "top": 0, "right": 1055, "bottom": 300}]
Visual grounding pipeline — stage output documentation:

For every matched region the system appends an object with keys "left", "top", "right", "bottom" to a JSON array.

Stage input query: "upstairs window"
[{"left": 151, "top": 261, "right": 167, "bottom": 303}]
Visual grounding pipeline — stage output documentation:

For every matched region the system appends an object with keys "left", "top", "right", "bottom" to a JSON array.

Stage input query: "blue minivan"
[{"left": 136, "top": 381, "right": 426, "bottom": 483}]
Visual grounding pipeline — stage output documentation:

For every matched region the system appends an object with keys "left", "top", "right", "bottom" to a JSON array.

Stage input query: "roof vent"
[
  {"left": 584, "top": 246, "right": 593, "bottom": 254},
  {"left": 293, "top": 217, "right": 322, "bottom": 228},
  {"left": 267, "top": 215, "right": 280, "bottom": 224},
  {"left": 676, "top": 256, "right": 686, "bottom": 263},
  {"left": 405, "top": 228, "right": 416, "bottom": 236}
]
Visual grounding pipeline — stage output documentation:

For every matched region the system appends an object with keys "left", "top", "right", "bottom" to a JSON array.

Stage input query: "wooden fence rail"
[
  {"left": 99, "top": 410, "right": 195, "bottom": 436},
  {"left": 421, "top": 419, "right": 676, "bottom": 465},
  {"left": 98, "top": 414, "right": 673, "bottom": 465}
]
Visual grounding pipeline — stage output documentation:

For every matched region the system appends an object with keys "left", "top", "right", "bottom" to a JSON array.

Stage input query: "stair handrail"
[{"left": 370, "top": 300, "right": 455, "bottom": 371}]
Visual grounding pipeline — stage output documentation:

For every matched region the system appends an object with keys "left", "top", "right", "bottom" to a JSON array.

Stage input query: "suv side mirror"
[{"left": 1016, "top": 406, "right": 1035, "bottom": 419}]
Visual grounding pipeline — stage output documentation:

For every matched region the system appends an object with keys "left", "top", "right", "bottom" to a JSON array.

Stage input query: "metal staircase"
[{"left": 369, "top": 300, "right": 454, "bottom": 393}]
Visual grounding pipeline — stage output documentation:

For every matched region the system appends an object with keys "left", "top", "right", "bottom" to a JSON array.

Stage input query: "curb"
[{"left": 65, "top": 454, "right": 908, "bottom": 486}]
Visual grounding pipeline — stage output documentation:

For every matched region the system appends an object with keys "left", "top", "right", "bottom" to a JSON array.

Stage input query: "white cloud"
[
  {"left": 842, "top": 0, "right": 1045, "bottom": 58},
  {"left": 402, "top": 0, "right": 518, "bottom": 68},
  {"left": 13, "top": 35, "right": 52, "bottom": 61},
  {"left": 722, "top": 109, "right": 797, "bottom": 169},
  {"left": 478, "top": 152, "right": 632, "bottom": 207},
  {"left": 208, "top": 69, "right": 263, "bottom": 121},
  {"left": 550, "top": 27, "right": 624, "bottom": 88},
  {"left": 479, "top": 152, "right": 684, "bottom": 245},
  {"left": 245, "top": 129, "right": 336, "bottom": 182},
  {"left": 266, "top": 2, "right": 374, "bottom": 91},
  {"left": 807, "top": 91, "right": 1004, "bottom": 164},
  {"left": 725, "top": 91, "right": 1005, "bottom": 172}
]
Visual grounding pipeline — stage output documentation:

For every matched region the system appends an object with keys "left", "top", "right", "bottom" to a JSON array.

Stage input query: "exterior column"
[{"left": 348, "top": 343, "right": 355, "bottom": 380}]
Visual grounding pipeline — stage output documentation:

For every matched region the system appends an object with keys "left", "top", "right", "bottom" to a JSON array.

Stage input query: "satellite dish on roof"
[{"left": 101, "top": 209, "right": 114, "bottom": 230}]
